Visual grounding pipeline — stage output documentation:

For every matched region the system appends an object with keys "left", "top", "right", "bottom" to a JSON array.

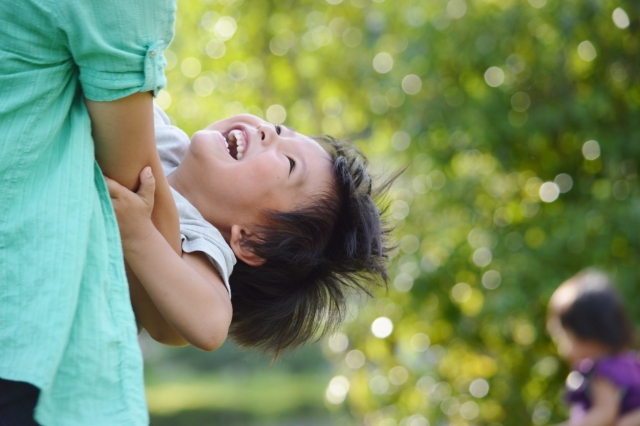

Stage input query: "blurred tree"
[{"left": 162, "top": 0, "right": 640, "bottom": 425}]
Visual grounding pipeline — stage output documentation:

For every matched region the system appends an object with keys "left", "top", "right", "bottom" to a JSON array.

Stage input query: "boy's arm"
[
  {"left": 85, "top": 92, "right": 185, "bottom": 342},
  {"left": 617, "top": 409, "right": 640, "bottom": 426},
  {"left": 126, "top": 265, "right": 188, "bottom": 346},
  {"left": 572, "top": 377, "right": 620, "bottom": 426},
  {"left": 106, "top": 168, "right": 232, "bottom": 351}
]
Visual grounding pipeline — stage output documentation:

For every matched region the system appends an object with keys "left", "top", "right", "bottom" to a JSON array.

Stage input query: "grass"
[{"left": 146, "top": 370, "right": 333, "bottom": 425}]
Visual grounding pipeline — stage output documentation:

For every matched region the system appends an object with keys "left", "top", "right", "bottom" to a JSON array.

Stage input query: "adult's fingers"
[{"left": 105, "top": 176, "right": 125, "bottom": 199}]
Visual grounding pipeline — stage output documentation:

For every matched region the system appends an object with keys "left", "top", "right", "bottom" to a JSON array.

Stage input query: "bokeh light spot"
[
  {"left": 539, "top": 182, "right": 560, "bottom": 202},
  {"left": 393, "top": 273, "right": 414, "bottom": 292},
  {"left": 582, "top": 140, "right": 600, "bottom": 160},
  {"left": 472, "top": 247, "right": 492, "bottom": 267},
  {"left": 369, "top": 376, "right": 390, "bottom": 394},
  {"left": 402, "top": 74, "right": 423, "bottom": 95},
  {"left": 513, "top": 320, "right": 537, "bottom": 345},
  {"left": 156, "top": 90, "right": 172, "bottom": 110},
  {"left": 371, "top": 317, "right": 394, "bottom": 338},
  {"left": 214, "top": 16, "right": 237, "bottom": 40},
  {"left": 388, "top": 366, "right": 409, "bottom": 385},
  {"left": 373, "top": 52, "right": 394, "bottom": 73},
  {"left": 193, "top": 76, "right": 214, "bottom": 97},
  {"left": 554, "top": 173, "right": 573, "bottom": 193},
  {"left": 181, "top": 57, "right": 201, "bottom": 78},
  {"left": 446, "top": 0, "right": 467, "bottom": 19},
  {"left": 484, "top": 67, "right": 505, "bottom": 87},
  {"left": 469, "top": 379, "right": 490, "bottom": 398},
  {"left": 410, "top": 333, "right": 431, "bottom": 352},
  {"left": 527, "top": 0, "right": 546, "bottom": 8},
  {"left": 511, "top": 92, "right": 531, "bottom": 112},
  {"left": 451, "top": 282, "right": 472, "bottom": 303},
  {"left": 345, "top": 350, "right": 365, "bottom": 369},
  {"left": 390, "top": 200, "right": 410, "bottom": 220},
  {"left": 405, "top": 7, "right": 427, "bottom": 27},
  {"left": 163, "top": 49, "right": 177, "bottom": 70},
  {"left": 328, "top": 332, "right": 349, "bottom": 353},
  {"left": 266, "top": 104, "right": 287, "bottom": 123},
  {"left": 578, "top": 41, "right": 597, "bottom": 62},
  {"left": 613, "top": 8, "right": 630, "bottom": 29},
  {"left": 566, "top": 371, "right": 585, "bottom": 390},
  {"left": 326, "top": 375, "right": 350, "bottom": 404},
  {"left": 412, "top": 175, "right": 432, "bottom": 194},
  {"left": 482, "top": 270, "right": 501, "bottom": 290},
  {"left": 392, "top": 131, "right": 411, "bottom": 151},
  {"left": 459, "top": 401, "right": 480, "bottom": 420},
  {"left": 206, "top": 40, "right": 226, "bottom": 59}
]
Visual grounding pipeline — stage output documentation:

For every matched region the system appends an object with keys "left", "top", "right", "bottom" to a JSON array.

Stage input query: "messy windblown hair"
[{"left": 228, "top": 136, "right": 394, "bottom": 356}]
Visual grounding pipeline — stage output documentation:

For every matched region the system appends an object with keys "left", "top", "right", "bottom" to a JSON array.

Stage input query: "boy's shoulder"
[
  {"left": 170, "top": 187, "right": 236, "bottom": 298},
  {"left": 153, "top": 102, "right": 171, "bottom": 125},
  {"left": 153, "top": 104, "right": 190, "bottom": 177}
]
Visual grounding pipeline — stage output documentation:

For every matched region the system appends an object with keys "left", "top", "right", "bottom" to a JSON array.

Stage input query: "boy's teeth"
[{"left": 226, "top": 129, "right": 246, "bottom": 160}]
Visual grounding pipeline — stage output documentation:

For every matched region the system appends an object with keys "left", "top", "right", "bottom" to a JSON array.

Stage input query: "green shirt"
[{"left": 0, "top": 1, "right": 175, "bottom": 424}]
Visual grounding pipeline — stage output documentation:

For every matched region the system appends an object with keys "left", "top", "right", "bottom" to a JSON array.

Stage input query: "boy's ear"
[{"left": 229, "top": 224, "right": 266, "bottom": 267}]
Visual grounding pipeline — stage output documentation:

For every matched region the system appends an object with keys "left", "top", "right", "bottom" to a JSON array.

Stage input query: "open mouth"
[{"left": 224, "top": 129, "right": 247, "bottom": 160}]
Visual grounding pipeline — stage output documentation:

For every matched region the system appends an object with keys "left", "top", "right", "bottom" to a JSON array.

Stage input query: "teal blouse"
[{"left": 0, "top": 1, "right": 175, "bottom": 424}]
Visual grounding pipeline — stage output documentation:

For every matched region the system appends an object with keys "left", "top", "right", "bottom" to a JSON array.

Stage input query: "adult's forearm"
[{"left": 85, "top": 91, "right": 181, "bottom": 253}]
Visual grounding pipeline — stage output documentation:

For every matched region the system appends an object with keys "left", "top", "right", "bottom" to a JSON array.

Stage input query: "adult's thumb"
[{"left": 138, "top": 166, "right": 156, "bottom": 206}]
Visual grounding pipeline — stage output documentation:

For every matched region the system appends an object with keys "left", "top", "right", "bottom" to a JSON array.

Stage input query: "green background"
[{"left": 144, "top": 0, "right": 640, "bottom": 424}]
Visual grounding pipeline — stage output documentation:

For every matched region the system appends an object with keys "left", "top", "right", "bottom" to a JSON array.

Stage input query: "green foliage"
[{"left": 165, "top": 0, "right": 640, "bottom": 424}]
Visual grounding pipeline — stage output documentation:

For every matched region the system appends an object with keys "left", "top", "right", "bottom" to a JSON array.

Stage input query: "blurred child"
[
  {"left": 106, "top": 104, "right": 393, "bottom": 355},
  {"left": 547, "top": 269, "right": 640, "bottom": 426}
]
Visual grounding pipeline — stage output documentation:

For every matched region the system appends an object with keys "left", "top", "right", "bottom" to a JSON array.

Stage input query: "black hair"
[
  {"left": 227, "top": 136, "right": 395, "bottom": 356},
  {"left": 559, "top": 269, "right": 635, "bottom": 351}
]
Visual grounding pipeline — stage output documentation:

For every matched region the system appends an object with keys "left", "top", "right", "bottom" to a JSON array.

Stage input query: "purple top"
[{"left": 566, "top": 352, "right": 640, "bottom": 420}]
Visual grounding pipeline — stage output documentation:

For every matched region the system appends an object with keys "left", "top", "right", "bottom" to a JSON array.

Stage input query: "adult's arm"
[{"left": 85, "top": 92, "right": 186, "bottom": 345}]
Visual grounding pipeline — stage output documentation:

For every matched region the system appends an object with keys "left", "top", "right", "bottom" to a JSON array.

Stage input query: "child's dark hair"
[
  {"left": 228, "top": 136, "right": 394, "bottom": 356},
  {"left": 559, "top": 269, "right": 634, "bottom": 351}
]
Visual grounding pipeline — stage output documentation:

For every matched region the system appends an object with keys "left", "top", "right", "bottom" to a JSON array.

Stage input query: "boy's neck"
[{"left": 167, "top": 172, "right": 232, "bottom": 242}]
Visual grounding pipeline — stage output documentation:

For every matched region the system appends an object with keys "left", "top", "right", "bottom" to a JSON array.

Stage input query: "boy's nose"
[{"left": 258, "top": 124, "right": 278, "bottom": 146}]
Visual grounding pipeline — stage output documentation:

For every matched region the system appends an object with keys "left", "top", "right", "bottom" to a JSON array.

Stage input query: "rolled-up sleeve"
[{"left": 52, "top": 0, "right": 176, "bottom": 101}]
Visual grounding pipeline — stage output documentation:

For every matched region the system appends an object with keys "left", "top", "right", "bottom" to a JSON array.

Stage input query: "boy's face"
[{"left": 170, "top": 114, "right": 334, "bottom": 242}]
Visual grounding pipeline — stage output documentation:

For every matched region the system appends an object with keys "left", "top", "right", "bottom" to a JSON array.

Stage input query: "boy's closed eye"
[{"left": 288, "top": 157, "right": 295, "bottom": 174}]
